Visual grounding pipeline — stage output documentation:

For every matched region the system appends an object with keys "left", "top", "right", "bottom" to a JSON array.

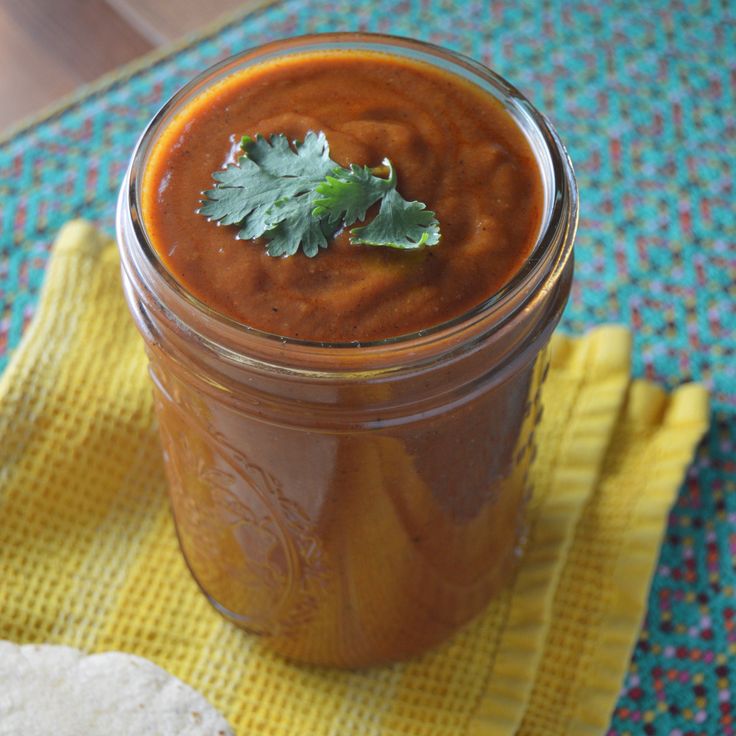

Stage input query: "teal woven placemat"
[{"left": 1, "top": 1, "right": 734, "bottom": 732}]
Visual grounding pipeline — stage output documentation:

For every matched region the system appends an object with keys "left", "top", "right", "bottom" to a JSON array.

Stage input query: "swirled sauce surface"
[{"left": 142, "top": 50, "right": 543, "bottom": 341}]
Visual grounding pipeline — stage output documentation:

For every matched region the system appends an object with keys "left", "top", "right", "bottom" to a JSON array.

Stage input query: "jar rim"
[{"left": 121, "top": 31, "right": 577, "bottom": 361}]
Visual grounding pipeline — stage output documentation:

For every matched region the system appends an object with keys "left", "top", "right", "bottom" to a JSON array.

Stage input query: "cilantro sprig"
[{"left": 199, "top": 132, "right": 440, "bottom": 257}]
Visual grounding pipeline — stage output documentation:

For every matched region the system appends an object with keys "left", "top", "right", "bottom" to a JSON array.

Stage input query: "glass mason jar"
[{"left": 116, "top": 33, "right": 577, "bottom": 668}]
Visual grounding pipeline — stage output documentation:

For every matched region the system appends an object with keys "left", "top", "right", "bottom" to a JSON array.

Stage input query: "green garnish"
[
  {"left": 351, "top": 188, "right": 440, "bottom": 249},
  {"left": 199, "top": 132, "right": 440, "bottom": 257}
]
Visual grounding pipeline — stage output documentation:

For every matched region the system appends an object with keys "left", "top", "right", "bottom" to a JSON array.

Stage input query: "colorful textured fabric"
[
  {"left": 0, "top": 1, "right": 733, "bottom": 732},
  {"left": 0, "top": 221, "right": 707, "bottom": 735}
]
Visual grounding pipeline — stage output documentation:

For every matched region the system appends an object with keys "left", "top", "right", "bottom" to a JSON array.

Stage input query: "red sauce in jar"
[
  {"left": 122, "top": 42, "right": 575, "bottom": 667},
  {"left": 141, "top": 50, "right": 543, "bottom": 341}
]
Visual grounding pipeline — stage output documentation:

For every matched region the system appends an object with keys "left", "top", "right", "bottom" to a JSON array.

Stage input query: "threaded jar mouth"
[{"left": 118, "top": 32, "right": 577, "bottom": 376}]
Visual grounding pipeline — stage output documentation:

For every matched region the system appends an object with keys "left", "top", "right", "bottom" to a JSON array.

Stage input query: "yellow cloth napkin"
[{"left": 0, "top": 221, "right": 709, "bottom": 735}]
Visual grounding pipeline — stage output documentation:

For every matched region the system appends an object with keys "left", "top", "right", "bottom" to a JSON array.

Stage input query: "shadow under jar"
[{"left": 116, "top": 33, "right": 577, "bottom": 668}]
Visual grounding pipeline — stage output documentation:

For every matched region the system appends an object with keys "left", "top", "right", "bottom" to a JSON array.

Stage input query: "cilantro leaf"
[
  {"left": 350, "top": 188, "right": 441, "bottom": 249},
  {"left": 199, "top": 155, "right": 296, "bottom": 232},
  {"left": 262, "top": 191, "right": 339, "bottom": 257},
  {"left": 245, "top": 131, "right": 336, "bottom": 181},
  {"left": 199, "top": 131, "right": 440, "bottom": 257},
  {"left": 313, "top": 159, "right": 396, "bottom": 226},
  {"left": 199, "top": 132, "right": 338, "bottom": 248}
]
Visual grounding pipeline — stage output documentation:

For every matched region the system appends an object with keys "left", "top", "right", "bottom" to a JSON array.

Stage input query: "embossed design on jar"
[{"left": 152, "top": 365, "right": 330, "bottom": 638}]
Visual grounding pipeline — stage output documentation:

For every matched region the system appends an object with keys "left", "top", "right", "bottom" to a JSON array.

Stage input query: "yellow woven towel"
[{"left": 0, "top": 222, "right": 709, "bottom": 735}]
